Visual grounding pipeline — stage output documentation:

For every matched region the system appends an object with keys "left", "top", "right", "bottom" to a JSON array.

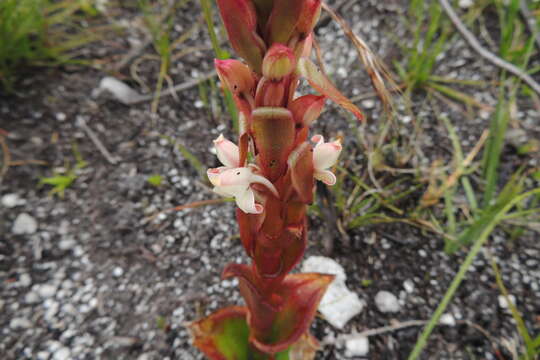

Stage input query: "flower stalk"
[{"left": 188, "top": 1, "right": 364, "bottom": 358}]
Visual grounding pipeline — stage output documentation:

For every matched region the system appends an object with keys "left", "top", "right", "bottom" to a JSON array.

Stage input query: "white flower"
[
  {"left": 208, "top": 134, "right": 277, "bottom": 214},
  {"left": 213, "top": 134, "right": 240, "bottom": 168},
  {"left": 312, "top": 135, "right": 342, "bottom": 185}
]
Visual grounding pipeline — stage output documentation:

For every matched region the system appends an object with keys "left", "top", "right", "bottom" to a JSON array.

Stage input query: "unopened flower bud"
[
  {"left": 262, "top": 44, "right": 297, "bottom": 79},
  {"left": 215, "top": 59, "right": 256, "bottom": 94}
]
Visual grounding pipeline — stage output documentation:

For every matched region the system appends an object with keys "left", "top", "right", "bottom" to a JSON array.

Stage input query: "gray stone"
[
  {"left": 25, "top": 291, "right": 40, "bottom": 304},
  {"left": 39, "top": 284, "right": 57, "bottom": 298},
  {"left": 2, "top": 193, "right": 24, "bottom": 208},
  {"left": 375, "top": 291, "right": 401, "bottom": 313},
  {"left": 10, "top": 317, "right": 32, "bottom": 330},
  {"left": 18, "top": 273, "right": 32, "bottom": 287},
  {"left": 58, "top": 238, "right": 76, "bottom": 250},
  {"left": 345, "top": 336, "right": 369, "bottom": 357},
  {"left": 12, "top": 213, "right": 38, "bottom": 234},
  {"left": 53, "top": 347, "right": 71, "bottom": 360}
]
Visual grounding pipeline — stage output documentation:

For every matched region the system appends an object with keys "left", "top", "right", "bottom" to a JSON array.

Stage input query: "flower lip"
[
  {"left": 311, "top": 135, "right": 342, "bottom": 186},
  {"left": 207, "top": 166, "right": 278, "bottom": 214}
]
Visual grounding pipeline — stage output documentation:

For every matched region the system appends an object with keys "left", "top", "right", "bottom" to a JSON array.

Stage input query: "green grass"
[
  {"left": 39, "top": 142, "right": 87, "bottom": 198},
  {"left": 395, "top": 0, "right": 501, "bottom": 108},
  {"left": 0, "top": 0, "right": 104, "bottom": 91},
  {"left": 147, "top": 174, "right": 164, "bottom": 187},
  {"left": 138, "top": 0, "right": 184, "bottom": 113},
  {"left": 199, "top": 0, "right": 239, "bottom": 132},
  {"left": 490, "top": 255, "right": 540, "bottom": 359},
  {"left": 408, "top": 187, "right": 540, "bottom": 359}
]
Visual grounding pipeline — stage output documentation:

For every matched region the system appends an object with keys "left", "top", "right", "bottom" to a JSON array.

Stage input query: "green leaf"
[
  {"left": 147, "top": 174, "right": 163, "bottom": 187},
  {"left": 188, "top": 306, "right": 291, "bottom": 360},
  {"left": 39, "top": 173, "right": 76, "bottom": 198}
]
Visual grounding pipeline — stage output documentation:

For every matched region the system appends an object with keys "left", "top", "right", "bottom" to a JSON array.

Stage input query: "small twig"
[
  {"left": 322, "top": 2, "right": 398, "bottom": 113},
  {"left": 9, "top": 159, "right": 48, "bottom": 166},
  {"left": 129, "top": 70, "right": 217, "bottom": 104},
  {"left": 0, "top": 135, "right": 11, "bottom": 183},
  {"left": 312, "top": 35, "right": 327, "bottom": 76},
  {"left": 322, "top": 320, "right": 428, "bottom": 347},
  {"left": 327, "top": 318, "right": 501, "bottom": 355},
  {"left": 145, "top": 198, "right": 230, "bottom": 224},
  {"left": 113, "top": 37, "right": 153, "bottom": 72},
  {"left": 439, "top": 0, "right": 540, "bottom": 96},
  {"left": 421, "top": 129, "right": 489, "bottom": 207},
  {"left": 76, "top": 117, "right": 119, "bottom": 165}
]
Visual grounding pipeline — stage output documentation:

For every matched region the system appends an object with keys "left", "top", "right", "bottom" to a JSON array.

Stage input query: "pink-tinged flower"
[
  {"left": 210, "top": 134, "right": 277, "bottom": 214},
  {"left": 213, "top": 134, "right": 240, "bottom": 168},
  {"left": 207, "top": 167, "right": 278, "bottom": 214},
  {"left": 311, "top": 135, "right": 342, "bottom": 185}
]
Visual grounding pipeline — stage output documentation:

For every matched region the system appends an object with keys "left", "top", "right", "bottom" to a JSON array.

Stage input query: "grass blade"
[{"left": 407, "top": 188, "right": 540, "bottom": 359}]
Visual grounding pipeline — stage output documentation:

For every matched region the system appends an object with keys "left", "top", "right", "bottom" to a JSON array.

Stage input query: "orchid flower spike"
[
  {"left": 312, "top": 135, "right": 342, "bottom": 186},
  {"left": 207, "top": 167, "right": 278, "bottom": 214}
]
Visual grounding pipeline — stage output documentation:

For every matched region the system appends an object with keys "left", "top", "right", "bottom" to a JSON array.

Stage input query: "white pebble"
[
  {"left": 439, "top": 313, "right": 456, "bottom": 326},
  {"left": 403, "top": 279, "right": 414, "bottom": 293},
  {"left": 59, "top": 238, "right": 76, "bottom": 250},
  {"left": 375, "top": 291, "right": 401, "bottom": 313},
  {"left": 458, "top": 0, "right": 474, "bottom": 9},
  {"left": 498, "top": 294, "right": 516, "bottom": 309},
  {"left": 2, "top": 193, "right": 24, "bottom": 208},
  {"left": 53, "top": 347, "right": 71, "bottom": 360},
  {"left": 25, "top": 292, "right": 40, "bottom": 304},
  {"left": 361, "top": 99, "right": 375, "bottom": 109},
  {"left": 12, "top": 213, "right": 38, "bottom": 235},
  {"left": 56, "top": 112, "right": 67, "bottom": 122},
  {"left": 302, "top": 256, "right": 364, "bottom": 329},
  {"left": 38, "top": 284, "right": 57, "bottom": 298},
  {"left": 94, "top": 77, "right": 142, "bottom": 104},
  {"left": 345, "top": 336, "right": 369, "bottom": 357},
  {"left": 401, "top": 115, "right": 412, "bottom": 124},
  {"left": 10, "top": 318, "right": 32, "bottom": 330},
  {"left": 18, "top": 273, "right": 32, "bottom": 287},
  {"left": 113, "top": 267, "right": 124, "bottom": 277}
]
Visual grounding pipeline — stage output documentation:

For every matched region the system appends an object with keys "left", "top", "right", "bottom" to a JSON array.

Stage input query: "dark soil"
[{"left": 1, "top": 1, "right": 539, "bottom": 359}]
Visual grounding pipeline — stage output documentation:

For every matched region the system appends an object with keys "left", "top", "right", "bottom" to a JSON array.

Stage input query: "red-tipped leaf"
[
  {"left": 297, "top": 58, "right": 364, "bottom": 121},
  {"left": 217, "top": 0, "right": 266, "bottom": 73},
  {"left": 289, "top": 94, "right": 325, "bottom": 127},
  {"left": 287, "top": 142, "right": 315, "bottom": 203},
  {"left": 265, "top": 0, "right": 304, "bottom": 45}
]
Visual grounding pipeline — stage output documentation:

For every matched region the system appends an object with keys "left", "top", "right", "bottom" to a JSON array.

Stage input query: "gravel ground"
[{"left": 1, "top": 1, "right": 539, "bottom": 359}]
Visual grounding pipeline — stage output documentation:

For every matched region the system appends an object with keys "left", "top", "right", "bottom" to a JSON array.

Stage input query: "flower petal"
[
  {"left": 314, "top": 170, "right": 336, "bottom": 185},
  {"left": 236, "top": 188, "right": 263, "bottom": 214},
  {"left": 207, "top": 167, "right": 228, "bottom": 187},
  {"left": 313, "top": 139, "right": 342, "bottom": 170},
  {"left": 249, "top": 173, "right": 279, "bottom": 198},
  {"left": 214, "top": 134, "right": 240, "bottom": 168}
]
